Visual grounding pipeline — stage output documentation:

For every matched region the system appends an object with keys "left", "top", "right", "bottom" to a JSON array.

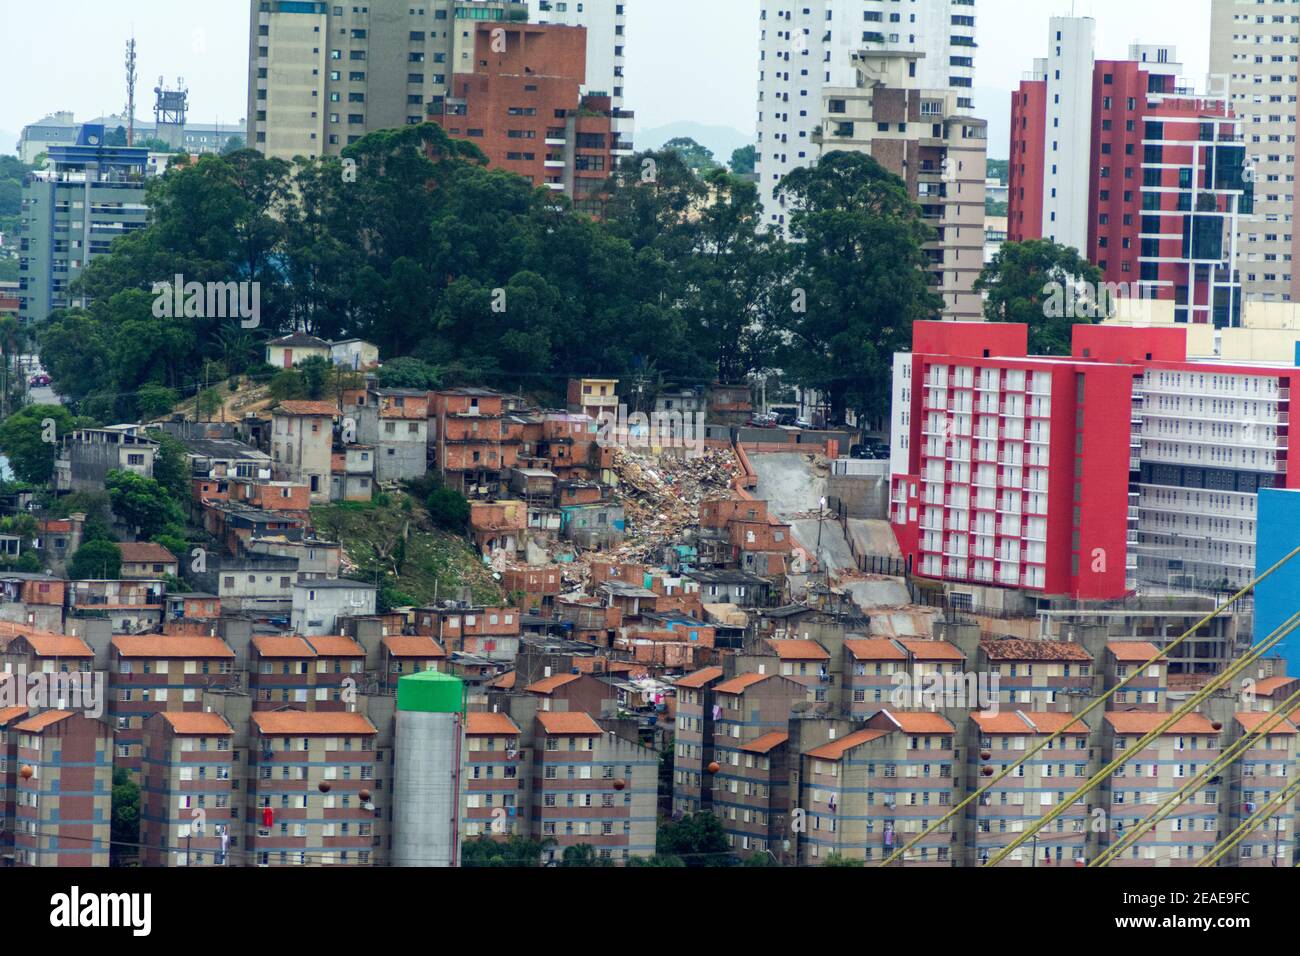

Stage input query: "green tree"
[
  {"left": 146, "top": 429, "right": 191, "bottom": 503},
  {"left": 680, "top": 168, "right": 785, "bottom": 382},
  {"left": 461, "top": 835, "right": 555, "bottom": 867},
  {"left": 377, "top": 356, "right": 442, "bottom": 390},
  {"left": 656, "top": 812, "right": 734, "bottom": 867},
  {"left": 626, "top": 853, "right": 686, "bottom": 867},
  {"left": 974, "top": 238, "right": 1105, "bottom": 355},
  {"left": 68, "top": 538, "right": 122, "bottom": 579},
  {"left": 268, "top": 368, "right": 306, "bottom": 401},
  {"left": 559, "top": 843, "right": 613, "bottom": 867},
  {"left": 0, "top": 405, "right": 81, "bottom": 484},
  {"left": 822, "top": 852, "right": 865, "bottom": 867},
  {"left": 111, "top": 766, "right": 140, "bottom": 867},
  {"left": 661, "top": 137, "right": 722, "bottom": 175},
  {"left": 729, "top": 144, "right": 757, "bottom": 175},
  {"left": 136, "top": 383, "right": 180, "bottom": 420},
  {"left": 426, "top": 486, "right": 470, "bottom": 532},
  {"left": 296, "top": 355, "right": 332, "bottom": 399},
  {"left": 196, "top": 388, "right": 224, "bottom": 420},
  {"left": 777, "top": 151, "right": 942, "bottom": 424},
  {"left": 104, "top": 470, "right": 185, "bottom": 540}
]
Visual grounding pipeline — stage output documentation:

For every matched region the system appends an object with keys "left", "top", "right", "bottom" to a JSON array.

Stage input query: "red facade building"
[
  {"left": 1009, "top": 47, "right": 1251, "bottom": 325},
  {"left": 429, "top": 22, "right": 615, "bottom": 215}
]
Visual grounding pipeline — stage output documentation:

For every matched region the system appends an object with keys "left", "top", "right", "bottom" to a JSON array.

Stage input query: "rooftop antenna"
[{"left": 125, "top": 37, "right": 138, "bottom": 146}]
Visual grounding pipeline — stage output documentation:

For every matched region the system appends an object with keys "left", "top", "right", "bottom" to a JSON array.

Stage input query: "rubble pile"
[{"left": 610, "top": 446, "right": 741, "bottom": 560}]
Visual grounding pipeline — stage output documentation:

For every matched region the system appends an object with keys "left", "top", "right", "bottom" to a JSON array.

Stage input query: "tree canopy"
[
  {"left": 975, "top": 238, "right": 1105, "bottom": 355},
  {"left": 32, "top": 127, "right": 949, "bottom": 427}
]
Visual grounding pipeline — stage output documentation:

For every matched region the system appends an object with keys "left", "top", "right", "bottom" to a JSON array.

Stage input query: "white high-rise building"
[
  {"left": 1209, "top": 0, "right": 1298, "bottom": 303},
  {"left": 528, "top": 0, "right": 633, "bottom": 155},
  {"left": 1040, "top": 16, "right": 1095, "bottom": 252},
  {"left": 754, "top": 0, "right": 977, "bottom": 229}
]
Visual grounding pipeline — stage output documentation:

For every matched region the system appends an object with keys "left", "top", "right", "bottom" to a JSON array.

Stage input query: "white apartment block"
[
  {"left": 1131, "top": 364, "right": 1289, "bottom": 589},
  {"left": 1209, "top": 0, "right": 1298, "bottom": 302},
  {"left": 755, "top": 0, "right": 977, "bottom": 229},
  {"left": 1039, "top": 16, "right": 1095, "bottom": 252},
  {"left": 912, "top": 362, "right": 1053, "bottom": 590}
]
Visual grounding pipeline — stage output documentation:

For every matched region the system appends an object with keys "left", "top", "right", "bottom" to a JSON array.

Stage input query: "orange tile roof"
[
  {"left": 304, "top": 635, "right": 365, "bottom": 657},
  {"left": 969, "top": 711, "right": 1036, "bottom": 734},
  {"left": 981, "top": 639, "right": 1092, "bottom": 662},
  {"left": 876, "top": 710, "right": 955, "bottom": 734},
  {"left": 251, "top": 635, "right": 316, "bottom": 658},
  {"left": 767, "top": 639, "right": 830, "bottom": 661},
  {"left": 0, "top": 705, "right": 30, "bottom": 726},
  {"left": 13, "top": 710, "right": 75, "bottom": 733},
  {"left": 487, "top": 671, "right": 516, "bottom": 690},
  {"left": 525, "top": 673, "right": 583, "bottom": 695},
  {"left": 117, "top": 542, "right": 178, "bottom": 564},
  {"left": 112, "top": 636, "right": 234, "bottom": 658},
  {"left": 465, "top": 712, "right": 521, "bottom": 735},
  {"left": 739, "top": 731, "right": 789, "bottom": 754},
  {"left": 804, "top": 729, "right": 890, "bottom": 760},
  {"left": 1104, "top": 712, "right": 1217, "bottom": 735},
  {"left": 275, "top": 400, "right": 339, "bottom": 417},
  {"left": 160, "top": 712, "right": 234, "bottom": 735},
  {"left": 382, "top": 635, "right": 446, "bottom": 657},
  {"left": 714, "top": 672, "right": 777, "bottom": 695},
  {"left": 18, "top": 632, "right": 94, "bottom": 658},
  {"left": 250, "top": 711, "right": 377, "bottom": 735},
  {"left": 536, "top": 711, "right": 603, "bottom": 735},
  {"left": 1020, "top": 712, "right": 1090, "bottom": 735},
  {"left": 1106, "top": 641, "right": 1162, "bottom": 663},
  {"left": 674, "top": 666, "right": 725, "bottom": 689},
  {"left": 898, "top": 639, "right": 965, "bottom": 662},
  {"left": 1235, "top": 712, "right": 1298, "bottom": 735},
  {"left": 971, "top": 711, "right": 1087, "bottom": 735},
  {"left": 844, "top": 638, "right": 907, "bottom": 661},
  {"left": 1253, "top": 676, "right": 1299, "bottom": 696}
]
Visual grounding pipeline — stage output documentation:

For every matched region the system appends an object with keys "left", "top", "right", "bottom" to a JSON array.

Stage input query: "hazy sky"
[{"left": 0, "top": 0, "right": 1214, "bottom": 156}]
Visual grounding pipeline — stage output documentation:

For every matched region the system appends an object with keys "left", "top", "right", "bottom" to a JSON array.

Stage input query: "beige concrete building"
[
  {"left": 1096, "top": 712, "right": 1221, "bottom": 866},
  {"left": 966, "top": 711, "right": 1093, "bottom": 866},
  {"left": 248, "top": 0, "right": 530, "bottom": 160},
  {"left": 815, "top": 50, "right": 987, "bottom": 320},
  {"left": 798, "top": 709, "right": 957, "bottom": 865},
  {"left": 1225, "top": 711, "right": 1296, "bottom": 866},
  {"left": 1209, "top": 0, "right": 1295, "bottom": 303},
  {"left": 270, "top": 401, "right": 337, "bottom": 504}
]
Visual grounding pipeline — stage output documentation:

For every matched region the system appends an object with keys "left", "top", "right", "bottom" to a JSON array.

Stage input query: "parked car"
[{"left": 29, "top": 374, "right": 50, "bottom": 387}]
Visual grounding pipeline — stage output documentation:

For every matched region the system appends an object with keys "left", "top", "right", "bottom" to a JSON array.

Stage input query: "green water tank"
[{"left": 397, "top": 670, "right": 465, "bottom": 714}]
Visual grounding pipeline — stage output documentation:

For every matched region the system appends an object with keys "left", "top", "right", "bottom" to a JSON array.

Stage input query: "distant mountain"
[{"left": 636, "top": 122, "right": 753, "bottom": 166}]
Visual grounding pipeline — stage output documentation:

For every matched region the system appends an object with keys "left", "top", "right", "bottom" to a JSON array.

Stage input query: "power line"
[
  {"left": 987, "top": 605, "right": 1300, "bottom": 867},
  {"left": 879, "top": 544, "right": 1300, "bottom": 866}
]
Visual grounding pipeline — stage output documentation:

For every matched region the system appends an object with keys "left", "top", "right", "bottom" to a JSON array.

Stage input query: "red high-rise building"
[
  {"left": 889, "top": 321, "right": 1299, "bottom": 599},
  {"left": 1007, "top": 79, "right": 1046, "bottom": 244},
  {"left": 1008, "top": 36, "right": 1252, "bottom": 325}
]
